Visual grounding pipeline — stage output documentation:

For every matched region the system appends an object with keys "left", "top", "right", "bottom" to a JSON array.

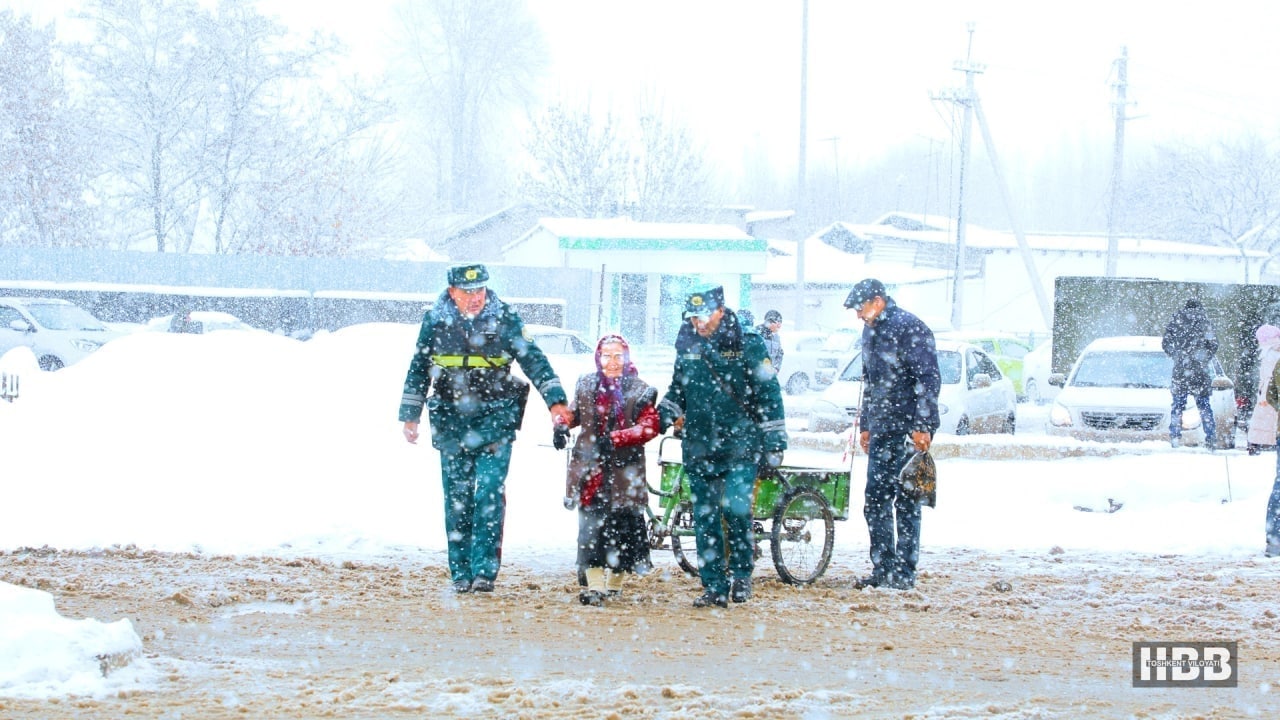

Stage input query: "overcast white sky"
[{"left": 12, "top": 0, "right": 1280, "bottom": 172}]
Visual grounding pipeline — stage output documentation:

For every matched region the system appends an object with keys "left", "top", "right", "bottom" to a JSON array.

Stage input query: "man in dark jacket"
[
  {"left": 1162, "top": 298, "right": 1219, "bottom": 448},
  {"left": 844, "top": 278, "right": 940, "bottom": 591},
  {"left": 657, "top": 285, "right": 788, "bottom": 608},
  {"left": 756, "top": 309, "right": 784, "bottom": 374},
  {"left": 399, "top": 263, "right": 573, "bottom": 594}
]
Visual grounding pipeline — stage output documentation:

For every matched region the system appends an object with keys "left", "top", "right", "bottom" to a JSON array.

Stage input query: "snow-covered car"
[
  {"left": 938, "top": 331, "right": 1034, "bottom": 399},
  {"left": 0, "top": 297, "right": 124, "bottom": 371},
  {"left": 807, "top": 339, "right": 1018, "bottom": 435},
  {"left": 523, "top": 324, "right": 597, "bottom": 384},
  {"left": 1046, "top": 335, "right": 1236, "bottom": 447},
  {"left": 144, "top": 310, "right": 265, "bottom": 334},
  {"left": 812, "top": 325, "right": 862, "bottom": 388},
  {"left": 775, "top": 330, "right": 830, "bottom": 395},
  {"left": 1021, "top": 340, "right": 1059, "bottom": 405}
]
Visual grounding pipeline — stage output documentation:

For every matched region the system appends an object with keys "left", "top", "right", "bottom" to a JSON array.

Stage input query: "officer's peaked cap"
[{"left": 448, "top": 263, "right": 489, "bottom": 290}]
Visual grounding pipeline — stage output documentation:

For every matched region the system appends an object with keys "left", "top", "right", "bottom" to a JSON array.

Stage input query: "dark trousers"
[
  {"left": 439, "top": 443, "right": 512, "bottom": 584},
  {"left": 1170, "top": 391, "right": 1215, "bottom": 443},
  {"left": 688, "top": 461, "right": 757, "bottom": 597},
  {"left": 1268, "top": 450, "right": 1280, "bottom": 552},
  {"left": 864, "top": 432, "right": 921, "bottom": 582}
]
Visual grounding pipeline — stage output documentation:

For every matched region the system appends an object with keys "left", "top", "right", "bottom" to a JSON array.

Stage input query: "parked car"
[
  {"left": 813, "top": 325, "right": 862, "bottom": 388},
  {"left": 522, "top": 324, "right": 597, "bottom": 384},
  {"left": 774, "top": 330, "right": 830, "bottom": 395},
  {"left": 1021, "top": 340, "right": 1059, "bottom": 405},
  {"left": 938, "top": 331, "right": 1035, "bottom": 399},
  {"left": 1046, "top": 335, "right": 1236, "bottom": 447},
  {"left": 807, "top": 338, "right": 1017, "bottom": 435},
  {"left": 144, "top": 311, "right": 265, "bottom": 335},
  {"left": 0, "top": 297, "right": 124, "bottom": 371}
]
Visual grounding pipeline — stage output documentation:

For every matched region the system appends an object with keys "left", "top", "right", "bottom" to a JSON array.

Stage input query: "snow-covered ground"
[{"left": 1, "top": 323, "right": 1276, "bottom": 700}]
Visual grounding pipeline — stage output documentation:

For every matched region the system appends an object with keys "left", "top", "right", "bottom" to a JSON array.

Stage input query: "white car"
[
  {"left": 1021, "top": 340, "right": 1059, "bottom": 405},
  {"left": 775, "top": 330, "right": 830, "bottom": 395},
  {"left": 522, "top": 324, "right": 597, "bottom": 384},
  {"left": 0, "top": 297, "right": 124, "bottom": 371},
  {"left": 1046, "top": 335, "right": 1236, "bottom": 447},
  {"left": 812, "top": 325, "right": 862, "bottom": 388},
  {"left": 144, "top": 310, "right": 265, "bottom": 334},
  {"left": 807, "top": 339, "right": 1018, "bottom": 435}
]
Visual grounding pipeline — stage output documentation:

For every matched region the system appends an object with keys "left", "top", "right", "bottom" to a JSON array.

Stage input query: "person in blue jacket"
[
  {"left": 844, "top": 278, "right": 940, "bottom": 591},
  {"left": 657, "top": 285, "right": 788, "bottom": 608},
  {"left": 399, "top": 263, "right": 573, "bottom": 594}
]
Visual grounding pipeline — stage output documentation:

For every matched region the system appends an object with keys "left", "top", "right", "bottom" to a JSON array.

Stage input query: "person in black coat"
[
  {"left": 1162, "top": 299, "right": 1219, "bottom": 448},
  {"left": 844, "top": 278, "right": 940, "bottom": 591}
]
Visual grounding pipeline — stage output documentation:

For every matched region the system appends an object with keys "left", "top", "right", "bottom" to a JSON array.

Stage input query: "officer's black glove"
[
  {"left": 563, "top": 496, "right": 577, "bottom": 511},
  {"left": 552, "top": 423, "right": 570, "bottom": 450}
]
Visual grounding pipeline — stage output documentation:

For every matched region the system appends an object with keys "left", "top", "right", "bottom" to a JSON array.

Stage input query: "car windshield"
[
  {"left": 26, "top": 303, "right": 108, "bottom": 332},
  {"left": 844, "top": 349, "right": 962, "bottom": 384},
  {"left": 822, "top": 330, "right": 859, "bottom": 353},
  {"left": 938, "top": 350, "right": 962, "bottom": 384},
  {"left": 1070, "top": 350, "right": 1171, "bottom": 388},
  {"left": 838, "top": 352, "right": 863, "bottom": 381}
]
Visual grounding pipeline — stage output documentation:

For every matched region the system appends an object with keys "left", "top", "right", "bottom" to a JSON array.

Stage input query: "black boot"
[
  {"left": 730, "top": 577, "right": 753, "bottom": 603},
  {"left": 692, "top": 591, "right": 728, "bottom": 608}
]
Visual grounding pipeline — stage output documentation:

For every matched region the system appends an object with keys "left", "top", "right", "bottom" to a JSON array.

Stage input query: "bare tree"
[
  {"left": 629, "top": 111, "right": 720, "bottom": 221},
  {"left": 521, "top": 103, "right": 628, "bottom": 217},
  {"left": 522, "top": 100, "right": 721, "bottom": 221},
  {"left": 389, "top": 0, "right": 548, "bottom": 214},
  {"left": 1124, "top": 135, "right": 1280, "bottom": 278},
  {"left": 0, "top": 11, "right": 98, "bottom": 247},
  {"left": 74, "top": 0, "right": 215, "bottom": 252}
]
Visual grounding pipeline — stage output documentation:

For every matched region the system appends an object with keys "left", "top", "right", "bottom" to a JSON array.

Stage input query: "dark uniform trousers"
[
  {"left": 688, "top": 461, "right": 757, "bottom": 596},
  {"left": 865, "top": 432, "right": 921, "bottom": 583},
  {"left": 440, "top": 442, "right": 512, "bottom": 584}
]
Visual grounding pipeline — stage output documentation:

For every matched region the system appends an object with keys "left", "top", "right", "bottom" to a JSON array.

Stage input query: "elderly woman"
[
  {"left": 1248, "top": 324, "right": 1280, "bottom": 455},
  {"left": 561, "top": 334, "right": 660, "bottom": 606}
]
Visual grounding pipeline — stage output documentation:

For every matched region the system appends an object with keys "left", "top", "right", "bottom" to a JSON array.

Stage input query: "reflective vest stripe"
[{"left": 431, "top": 354, "right": 511, "bottom": 368}]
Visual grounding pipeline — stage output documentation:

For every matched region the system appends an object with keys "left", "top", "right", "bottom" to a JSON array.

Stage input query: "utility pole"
[
  {"left": 820, "top": 136, "right": 841, "bottom": 218},
  {"left": 1104, "top": 46, "right": 1129, "bottom": 277},
  {"left": 795, "top": 0, "right": 809, "bottom": 328},
  {"left": 948, "top": 24, "right": 981, "bottom": 331}
]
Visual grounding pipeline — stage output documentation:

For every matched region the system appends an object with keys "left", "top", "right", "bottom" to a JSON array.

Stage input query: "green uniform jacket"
[
  {"left": 399, "top": 289, "right": 567, "bottom": 452},
  {"left": 657, "top": 310, "right": 787, "bottom": 475}
]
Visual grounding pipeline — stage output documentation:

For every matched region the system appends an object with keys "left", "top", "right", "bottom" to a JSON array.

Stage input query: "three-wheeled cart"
[{"left": 647, "top": 436, "right": 853, "bottom": 585}]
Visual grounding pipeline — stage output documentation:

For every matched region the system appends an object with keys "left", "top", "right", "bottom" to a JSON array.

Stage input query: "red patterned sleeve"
[{"left": 610, "top": 403, "right": 661, "bottom": 448}]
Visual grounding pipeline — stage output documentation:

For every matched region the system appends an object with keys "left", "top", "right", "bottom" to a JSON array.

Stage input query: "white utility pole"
[
  {"left": 795, "top": 0, "right": 809, "bottom": 329},
  {"left": 1105, "top": 47, "right": 1129, "bottom": 277},
  {"left": 949, "top": 24, "right": 981, "bottom": 331}
]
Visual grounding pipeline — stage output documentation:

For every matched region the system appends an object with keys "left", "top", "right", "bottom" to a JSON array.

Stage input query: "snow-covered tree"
[
  {"left": 1123, "top": 135, "right": 1280, "bottom": 279},
  {"left": 74, "top": 0, "right": 216, "bottom": 252},
  {"left": 521, "top": 103, "right": 628, "bottom": 217},
  {"left": 629, "top": 111, "right": 720, "bottom": 222},
  {"left": 389, "top": 0, "right": 549, "bottom": 214},
  {"left": 0, "top": 11, "right": 98, "bottom": 247}
]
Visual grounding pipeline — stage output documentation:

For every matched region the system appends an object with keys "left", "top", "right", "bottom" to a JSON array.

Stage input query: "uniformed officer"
[
  {"left": 657, "top": 285, "right": 788, "bottom": 608},
  {"left": 399, "top": 263, "right": 574, "bottom": 593}
]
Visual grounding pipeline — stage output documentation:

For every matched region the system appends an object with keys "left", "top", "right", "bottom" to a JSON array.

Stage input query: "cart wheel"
[
  {"left": 770, "top": 486, "right": 834, "bottom": 585},
  {"left": 669, "top": 502, "right": 699, "bottom": 576}
]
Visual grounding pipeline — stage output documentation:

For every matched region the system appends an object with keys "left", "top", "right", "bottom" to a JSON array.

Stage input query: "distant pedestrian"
[
  {"left": 756, "top": 310, "right": 784, "bottom": 374},
  {"left": 843, "top": 278, "right": 940, "bottom": 591},
  {"left": 1162, "top": 299, "right": 1219, "bottom": 449},
  {"left": 1247, "top": 324, "right": 1280, "bottom": 454},
  {"left": 560, "top": 334, "right": 660, "bottom": 606},
  {"left": 657, "top": 285, "right": 788, "bottom": 608},
  {"left": 398, "top": 262, "right": 573, "bottom": 594}
]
